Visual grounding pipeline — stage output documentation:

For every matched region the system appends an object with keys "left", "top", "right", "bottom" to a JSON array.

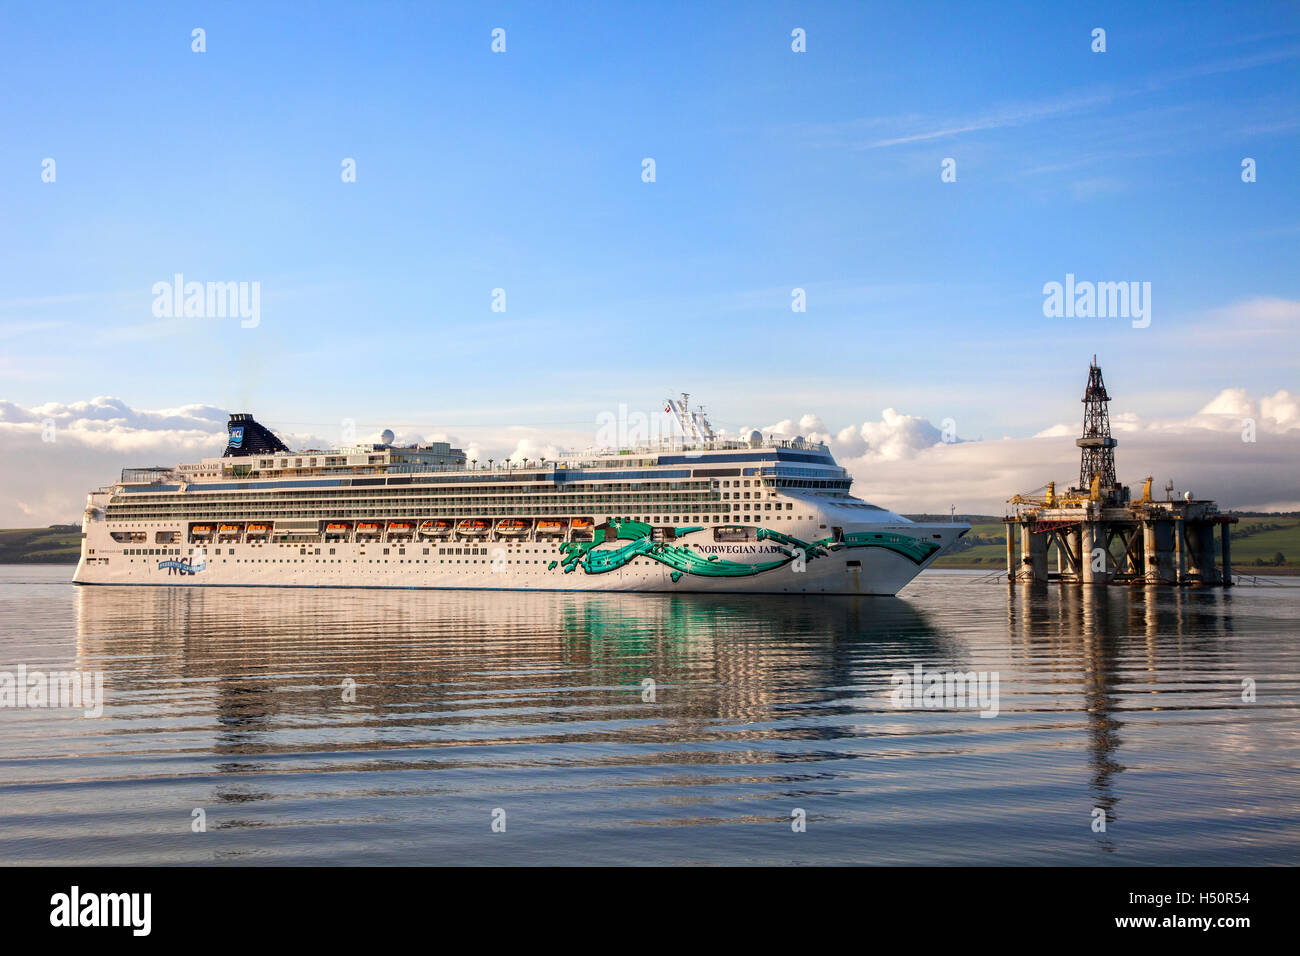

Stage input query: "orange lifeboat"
[
  {"left": 456, "top": 519, "right": 489, "bottom": 536},
  {"left": 191, "top": 525, "right": 213, "bottom": 536},
  {"left": 247, "top": 523, "right": 271, "bottom": 535},
  {"left": 496, "top": 519, "right": 529, "bottom": 535},
  {"left": 387, "top": 521, "right": 414, "bottom": 536},
  {"left": 218, "top": 524, "right": 242, "bottom": 535},
  {"left": 536, "top": 519, "right": 566, "bottom": 535},
  {"left": 571, "top": 518, "right": 594, "bottom": 531},
  {"left": 420, "top": 519, "right": 453, "bottom": 536},
  {"left": 357, "top": 522, "right": 382, "bottom": 535},
  {"left": 325, "top": 522, "right": 352, "bottom": 535}
]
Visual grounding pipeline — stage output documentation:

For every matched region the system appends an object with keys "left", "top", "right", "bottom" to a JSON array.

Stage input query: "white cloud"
[
  {"left": 773, "top": 390, "right": 1300, "bottom": 515},
  {"left": 839, "top": 388, "right": 1300, "bottom": 514},
  {"left": 0, "top": 396, "right": 229, "bottom": 431},
  {"left": 766, "top": 408, "right": 945, "bottom": 460},
  {"left": 1034, "top": 388, "right": 1300, "bottom": 438},
  {"left": 860, "top": 91, "right": 1116, "bottom": 149},
  {"left": 0, "top": 389, "right": 1296, "bottom": 527},
  {"left": 843, "top": 427, "right": 1300, "bottom": 516},
  {"left": 1191, "top": 296, "right": 1300, "bottom": 344},
  {"left": 760, "top": 413, "right": 833, "bottom": 446},
  {"left": 1262, "top": 391, "right": 1300, "bottom": 430},
  {"left": 0, "top": 397, "right": 599, "bottom": 525},
  {"left": 1198, "top": 388, "right": 1255, "bottom": 418}
]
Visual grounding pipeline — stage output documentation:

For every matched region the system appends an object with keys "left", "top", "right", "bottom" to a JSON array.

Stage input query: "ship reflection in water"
[{"left": 0, "top": 566, "right": 1297, "bottom": 865}]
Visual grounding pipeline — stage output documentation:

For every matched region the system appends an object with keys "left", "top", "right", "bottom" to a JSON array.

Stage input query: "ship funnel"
[{"left": 223, "top": 413, "right": 290, "bottom": 457}]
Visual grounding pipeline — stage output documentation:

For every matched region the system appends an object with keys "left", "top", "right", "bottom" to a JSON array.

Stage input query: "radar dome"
[
  {"left": 748, "top": 429, "right": 763, "bottom": 448},
  {"left": 381, "top": 429, "right": 395, "bottom": 445}
]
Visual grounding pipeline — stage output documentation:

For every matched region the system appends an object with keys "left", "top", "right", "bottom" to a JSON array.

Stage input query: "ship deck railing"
[
  {"left": 132, "top": 437, "right": 833, "bottom": 486},
  {"left": 119, "top": 467, "right": 179, "bottom": 484},
  {"left": 553, "top": 437, "right": 828, "bottom": 459}
]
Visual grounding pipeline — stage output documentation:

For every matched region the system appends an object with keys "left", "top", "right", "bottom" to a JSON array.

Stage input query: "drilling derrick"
[{"left": 1075, "top": 357, "right": 1118, "bottom": 495}]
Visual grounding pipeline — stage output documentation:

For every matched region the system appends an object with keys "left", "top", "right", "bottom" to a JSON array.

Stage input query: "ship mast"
[{"left": 664, "top": 393, "right": 716, "bottom": 443}]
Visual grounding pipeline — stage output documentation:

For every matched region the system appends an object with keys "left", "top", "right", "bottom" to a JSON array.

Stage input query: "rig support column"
[
  {"left": 1221, "top": 524, "right": 1232, "bottom": 586},
  {"left": 1193, "top": 523, "right": 1216, "bottom": 584},
  {"left": 1142, "top": 522, "right": 1157, "bottom": 583},
  {"left": 1149, "top": 522, "right": 1180, "bottom": 582},
  {"left": 1066, "top": 527, "right": 1083, "bottom": 582},
  {"left": 1175, "top": 520, "right": 1187, "bottom": 585},
  {"left": 1081, "top": 522, "right": 1109, "bottom": 585},
  {"left": 1020, "top": 524, "right": 1035, "bottom": 583},
  {"left": 1026, "top": 527, "right": 1048, "bottom": 584},
  {"left": 1005, "top": 522, "right": 1017, "bottom": 581}
]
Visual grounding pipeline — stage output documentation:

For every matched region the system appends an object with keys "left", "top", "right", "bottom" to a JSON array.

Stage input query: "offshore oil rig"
[{"left": 1004, "top": 358, "right": 1235, "bottom": 586}]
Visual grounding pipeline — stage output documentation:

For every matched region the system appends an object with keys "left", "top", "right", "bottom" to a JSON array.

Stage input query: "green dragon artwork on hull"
[{"left": 552, "top": 520, "right": 940, "bottom": 583}]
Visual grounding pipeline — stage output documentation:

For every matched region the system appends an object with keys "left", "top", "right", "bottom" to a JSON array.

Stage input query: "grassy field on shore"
[
  {"left": 0, "top": 527, "right": 82, "bottom": 564},
  {"left": 928, "top": 515, "right": 1300, "bottom": 574}
]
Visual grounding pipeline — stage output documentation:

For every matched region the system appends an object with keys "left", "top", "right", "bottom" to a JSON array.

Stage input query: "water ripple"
[{"left": 0, "top": 567, "right": 1297, "bottom": 865}]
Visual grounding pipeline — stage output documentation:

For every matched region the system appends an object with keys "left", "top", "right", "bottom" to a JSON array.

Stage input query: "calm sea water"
[{"left": 1, "top": 564, "right": 1297, "bottom": 866}]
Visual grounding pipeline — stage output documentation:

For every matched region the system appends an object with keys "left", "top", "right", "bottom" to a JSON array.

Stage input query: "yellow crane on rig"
[
  {"left": 1008, "top": 478, "right": 1103, "bottom": 509},
  {"left": 1010, "top": 474, "right": 1154, "bottom": 512},
  {"left": 1008, "top": 481, "right": 1064, "bottom": 508}
]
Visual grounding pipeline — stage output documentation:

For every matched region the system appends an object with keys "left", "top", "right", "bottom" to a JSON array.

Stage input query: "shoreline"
[
  {"left": 934, "top": 562, "right": 1300, "bottom": 576},
  {"left": 6, "top": 559, "right": 1298, "bottom": 581}
]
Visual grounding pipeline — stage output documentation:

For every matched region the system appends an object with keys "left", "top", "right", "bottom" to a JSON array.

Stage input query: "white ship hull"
[{"left": 75, "top": 508, "right": 964, "bottom": 597}]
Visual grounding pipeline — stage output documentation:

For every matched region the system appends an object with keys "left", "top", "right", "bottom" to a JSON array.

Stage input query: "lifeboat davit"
[
  {"left": 535, "top": 519, "right": 566, "bottom": 535},
  {"left": 496, "top": 519, "right": 529, "bottom": 535},
  {"left": 456, "top": 519, "right": 489, "bottom": 536}
]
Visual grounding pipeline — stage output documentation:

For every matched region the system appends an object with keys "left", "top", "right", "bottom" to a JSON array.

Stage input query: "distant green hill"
[
  {"left": 914, "top": 514, "right": 1300, "bottom": 573},
  {"left": 915, "top": 518, "right": 1010, "bottom": 570},
  {"left": 1225, "top": 516, "right": 1300, "bottom": 571},
  {"left": 0, "top": 526, "right": 82, "bottom": 564}
]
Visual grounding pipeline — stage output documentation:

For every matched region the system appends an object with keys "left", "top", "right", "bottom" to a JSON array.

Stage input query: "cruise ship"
[{"left": 74, "top": 396, "right": 968, "bottom": 595}]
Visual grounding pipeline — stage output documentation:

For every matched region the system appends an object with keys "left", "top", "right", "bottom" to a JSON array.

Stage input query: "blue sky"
[{"left": 2, "top": 0, "right": 1297, "bottom": 444}]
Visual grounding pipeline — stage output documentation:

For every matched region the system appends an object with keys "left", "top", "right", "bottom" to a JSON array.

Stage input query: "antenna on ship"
[{"left": 664, "top": 392, "right": 716, "bottom": 444}]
